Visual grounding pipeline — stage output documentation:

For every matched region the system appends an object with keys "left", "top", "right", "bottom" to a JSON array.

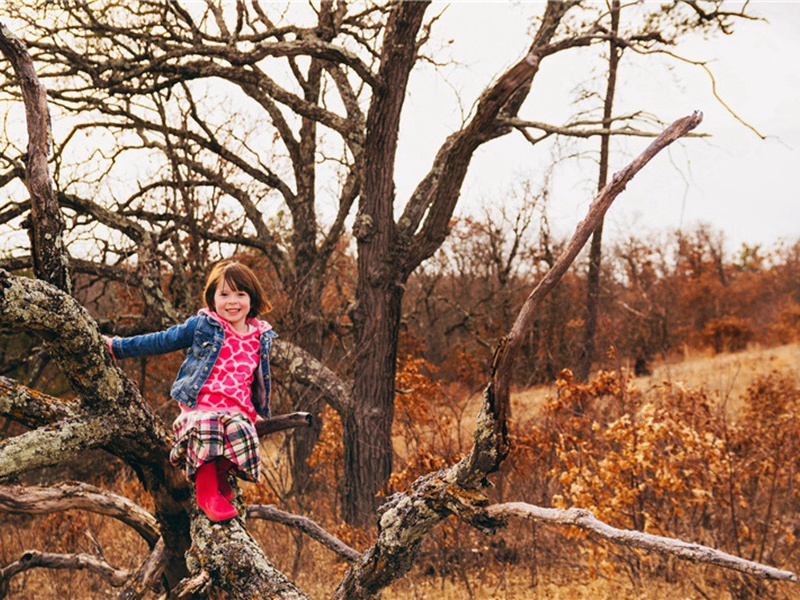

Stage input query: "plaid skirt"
[{"left": 169, "top": 410, "right": 262, "bottom": 482}]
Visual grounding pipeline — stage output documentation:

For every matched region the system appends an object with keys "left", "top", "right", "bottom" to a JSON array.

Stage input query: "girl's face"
[{"left": 213, "top": 278, "right": 251, "bottom": 333}]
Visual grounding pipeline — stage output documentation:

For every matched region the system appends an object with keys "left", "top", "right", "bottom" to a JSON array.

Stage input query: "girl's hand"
[{"left": 102, "top": 335, "right": 115, "bottom": 359}]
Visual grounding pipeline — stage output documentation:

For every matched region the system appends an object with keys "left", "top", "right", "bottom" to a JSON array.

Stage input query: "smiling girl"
[{"left": 106, "top": 260, "right": 276, "bottom": 521}]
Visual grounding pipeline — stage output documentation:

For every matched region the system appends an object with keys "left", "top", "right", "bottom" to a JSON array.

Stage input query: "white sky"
[{"left": 395, "top": 1, "right": 800, "bottom": 252}]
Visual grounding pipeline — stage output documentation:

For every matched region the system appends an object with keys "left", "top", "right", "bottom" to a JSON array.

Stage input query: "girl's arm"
[{"left": 109, "top": 316, "right": 200, "bottom": 360}]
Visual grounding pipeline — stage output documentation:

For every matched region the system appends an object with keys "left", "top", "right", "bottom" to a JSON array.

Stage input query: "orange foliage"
[
  {"left": 506, "top": 366, "right": 800, "bottom": 592},
  {"left": 388, "top": 332, "right": 464, "bottom": 491}
]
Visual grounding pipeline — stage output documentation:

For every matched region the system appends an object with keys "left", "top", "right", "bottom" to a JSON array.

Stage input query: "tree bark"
[
  {"left": 347, "top": 0, "right": 431, "bottom": 525},
  {"left": 0, "top": 22, "right": 70, "bottom": 293}
]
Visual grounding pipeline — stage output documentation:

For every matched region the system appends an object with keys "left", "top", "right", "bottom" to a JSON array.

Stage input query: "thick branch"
[
  {"left": 486, "top": 502, "right": 797, "bottom": 582},
  {"left": 0, "top": 22, "right": 70, "bottom": 292},
  {"left": 0, "top": 269, "right": 126, "bottom": 405},
  {"left": 0, "top": 416, "right": 117, "bottom": 482},
  {"left": 0, "top": 483, "right": 160, "bottom": 546},
  {"left": 401, "top": 1, "right": 573, "bottom": 274},
  {"left": 269, "top": 340, "right": 355, "bottom": 415},
  {"left": 0, "top": 550, "right": 130, "bottom": 593},
  {"left": 0, "top": 375, "right": 78, "bottom": 427}
]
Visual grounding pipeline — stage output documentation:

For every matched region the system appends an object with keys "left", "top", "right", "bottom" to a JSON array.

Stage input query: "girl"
[{"left": 107, "top": 260, "right": 276, "bottom": 521}]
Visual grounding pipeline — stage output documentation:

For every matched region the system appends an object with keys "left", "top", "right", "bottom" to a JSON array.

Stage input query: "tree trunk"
[
  {"left": 344, "top": 1, "right": 430, "bottom": 524},
  {"left": 578, "top": 0, "right": 621, "bottom": 382},
  {"left": 346, "top": 282, "right": 404, "bottom": 524}
]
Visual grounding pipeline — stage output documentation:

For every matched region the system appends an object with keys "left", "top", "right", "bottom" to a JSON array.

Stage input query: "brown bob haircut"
[{"left": 203, "top": 260, "right": 272, "bottom": 318}]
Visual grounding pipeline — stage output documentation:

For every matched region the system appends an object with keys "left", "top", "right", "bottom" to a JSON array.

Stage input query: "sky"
[{"left": 395, "top": 1, "right": 800, "bottom": 253}]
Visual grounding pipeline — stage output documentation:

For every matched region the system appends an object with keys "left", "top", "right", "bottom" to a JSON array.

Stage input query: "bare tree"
[
  {"left": 0, "top": 0, "right": 584, "bottom": 523},
  {"left": 3, "top": 25, "right": 798, "bottom": 593}
]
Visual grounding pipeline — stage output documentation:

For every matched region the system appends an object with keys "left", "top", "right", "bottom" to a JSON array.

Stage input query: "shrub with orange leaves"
[
  {"left": 506, "top": 366, "right": 800, "bottom": 594},
  {"left": 388, "top": 332, "right": 465, "bottom": 492}
]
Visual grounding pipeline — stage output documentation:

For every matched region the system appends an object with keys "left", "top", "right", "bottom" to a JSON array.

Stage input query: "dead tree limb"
[
  {"left": 491, "top": 111, "right": 705, "bottom": 425},
  {"left": 0, "top": 550, "right": 130, "bottom": 597},
  {"left": 115, "top": 538, "right": 167, "bottom": 600},
  {"left": 0, "top": 416, "right": 117, "bottom": 480},
  {"left": 0, "top": 483, "right": 160, "bottom": 546},
  {"left": 255, "top": 411, "right": 314, "bottom": 436},
  {"left": 0, "top": 21, "right": 70, "bottom": 292},
  {"left": 246, "top": 504, "right": 362, "bottom": 562},
  {"left": 485, "top": 502, "right": 798, "bottom": 582},
  {"left": 159, "top": 570, "right": 210, "bottom": 600}
]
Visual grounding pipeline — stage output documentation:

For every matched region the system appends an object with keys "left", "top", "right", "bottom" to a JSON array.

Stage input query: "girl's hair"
[{"left": 203, "top": 260, "right": 272, "bottom": 318}]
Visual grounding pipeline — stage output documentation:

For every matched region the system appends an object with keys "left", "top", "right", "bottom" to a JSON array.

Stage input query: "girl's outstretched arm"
[{"left": 109, "top": 316, "right": 200, "bottom": 359}]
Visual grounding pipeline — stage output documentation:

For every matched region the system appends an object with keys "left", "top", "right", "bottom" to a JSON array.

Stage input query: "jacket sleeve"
[{"left": 111, "top": 316, "right": 199, "bottom": 360}]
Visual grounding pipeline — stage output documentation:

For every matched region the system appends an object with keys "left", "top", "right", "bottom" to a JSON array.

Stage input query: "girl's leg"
[
  {"left": 216, "top": 457, "right": 235, "bottom": 502},
  {"left": 195, "top": 460, "right": 237, "bottom": 521}
]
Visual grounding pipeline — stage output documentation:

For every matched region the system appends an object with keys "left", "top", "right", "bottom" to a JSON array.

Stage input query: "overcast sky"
[{"left": 395, "top": 1, "right": 800, "bottom": 253}]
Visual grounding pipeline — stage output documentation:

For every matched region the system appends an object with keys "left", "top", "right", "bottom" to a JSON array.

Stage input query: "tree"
[{"left": 577, "top": 0, "right": 753, "bottom": 381}]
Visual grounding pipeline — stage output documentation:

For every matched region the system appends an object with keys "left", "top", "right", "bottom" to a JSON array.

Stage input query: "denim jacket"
[{"left": 111, "top": 312, "right": 277, "bottom": 418}]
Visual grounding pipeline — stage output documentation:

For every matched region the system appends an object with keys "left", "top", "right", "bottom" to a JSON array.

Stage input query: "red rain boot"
[
  {"left": 195, "top": 460, "right": 237, "bottom": 522},
  {"left": 216, "top": 458, "right": 235, "bottom": 502}
]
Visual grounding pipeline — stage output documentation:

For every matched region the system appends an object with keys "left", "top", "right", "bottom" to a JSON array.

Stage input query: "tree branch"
[
  {"left": 0, "top": 21, "right": 71, "bottom": 292},
  {"left": 0, "top": 416, "right": 117, "bottom": 482},
  {"left": 269, "top": 340, "right": 355, "bottom": 415},
  {"left": 485, "top": 502, "right": 798, "bottom": 582},
  {"left": 246, "top": 504, "right": 361, "bottom": 562},
  {"left": 255, "top": 411, "right": 314, "bottom": 437},
  {"left": 116, "top": 538, "right": 167, "bottom": 600},
  {"left": 491, "top": 111, "right": 704, "bottom": 431},
  {"left": 0, "top": 482, "right": 160, "bottom": 547},
  {"left": 0, "top": 375, "right": 78, "bottom": 427},
  {"left": 161, "top": 569, "right": 210, "bottom": 600},
  {"left": 400, "top": 1, "right": 572, "bottom": 274},
  {"left": 0, "top": 550, "right": 130, "bottom": 594},
  {"left": 505, "top": 116, "right": 709, "bottom": 141}
]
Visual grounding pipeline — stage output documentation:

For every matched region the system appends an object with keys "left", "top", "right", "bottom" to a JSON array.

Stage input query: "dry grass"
[{"left": 513, "top": 342, "right": 800, "bottom": 418}]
